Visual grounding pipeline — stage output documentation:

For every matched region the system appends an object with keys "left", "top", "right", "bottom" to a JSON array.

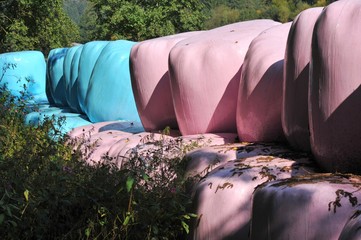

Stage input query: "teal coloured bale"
[
  {"left": 0, "top": 51, "right": 47, "bottom": 103},
  {"left": 47, "top": 48, "right": 69, "bottom": 107},
  {"left": 84, "top": 40, "right": 141, "bottom": 123},
  {"left": 25, "top": 105, "right": 73, "bottom": 126},
  {"left": 25, "top": 105, "right": 91, "bottom": 135},
  {"left": 63, "top": 45, "right": 83, "bottom": 111},
  {"left": 66, "top": 45, "right": 83, "bottom": 113},
  {"left": 77, "top": 41, "right": 109, "bottom": 113}
]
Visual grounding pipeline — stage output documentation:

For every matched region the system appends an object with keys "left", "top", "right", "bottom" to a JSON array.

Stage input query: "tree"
[
  {"left": 0, "top": 0, "right": 80, "bottom": 55},
  {"left": 63, "top": 0, "right": 88, "bottom": 25},
  {"left": 204, "top": 5, "right": 241, "bottom": 29},
  {"left": 78, "top": 1, "right": 98, "bottom": 42},
  {"left": 88, "top": 0, "right": 206, "bottom": 41}
]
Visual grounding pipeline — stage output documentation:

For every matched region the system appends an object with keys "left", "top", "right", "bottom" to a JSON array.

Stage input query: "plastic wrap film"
[
  {"left": 250, "top": 174, "right": 361, "bottom": 240},
  {"left": 237, "top": 23, "right": 292, "bottom": 142},
  {"left": 0, "top": 50, "right": 47, "bottom": 103},
  {"left": 130, "top": 31, "right": 202, "bottom": 131},
  {"left": 63, "top": 45, "right": 83, "bottom": 112},
  {"left": 77, "top": 41, "right": 109, "bottom": 113},
  {"left": 282, "top": 8, "right": 323, "bottom": 151},
  {"left": 169, "top": 20, "right": 280, "bottom": 135},
  {"left": 47, "top": 48, "right": 69, "bottom": 106},
  {"left": 84, "top": 40, "right": 141, "bottom": 123},
  {"left": 309, "top": 0, "right": 361, "bottom": 173},
  {"left": 339, "top": 206, "right": 361, "bottom": 240},
  {"left": 186, "top": 143, "right": 317, "bottom": 240}
]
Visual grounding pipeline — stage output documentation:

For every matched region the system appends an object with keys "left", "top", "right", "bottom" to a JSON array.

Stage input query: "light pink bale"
[
  {"left": 67, "top": 120, "right": 143, "bottom": 138},
  {"left": 310, "top": 0, "right": 361, "bottom": 173},
  {"left": 68, "top": 122, "right": 236, "bottom": 167},
  {"left": 250, "top": 174, "right": 361, "bottom": 240},
  {"left": 282, "top": 8, "right": 323, "bottom": 152},
  {"left": 181, "top": 133, "right": 237, "bottom": 147},
  {"left": 130, "top": 32, "right": 202, "bottom": 131},
  {"left": 188, "top": 143, "right": 317, "bottom": 240},
  {"left": 339, "top": 207, "right": 361, "bottom": 240},
  {"left": 81, "top": 131, "right": 133, "bottom": 165},
  {"left": 169, "top": 20, "right": 280, "bottom": 135},
  {"left": 237, "top": 23, "right": 292, "bottom": 142},
  {"left": 106, "top": 132, "right": 176, "bottom": 168},
  {"left": 95, "top": 132, "right": 236, "bottom": 167}
]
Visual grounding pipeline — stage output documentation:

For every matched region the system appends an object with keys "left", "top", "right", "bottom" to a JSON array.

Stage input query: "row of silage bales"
[{"left": 27, "top": 40, "right": 143, "bottom": 135}]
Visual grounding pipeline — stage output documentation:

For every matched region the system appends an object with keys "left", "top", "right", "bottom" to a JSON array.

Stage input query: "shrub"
[{"left": 0, "top": 64, "right": 199, "bottom": 239}]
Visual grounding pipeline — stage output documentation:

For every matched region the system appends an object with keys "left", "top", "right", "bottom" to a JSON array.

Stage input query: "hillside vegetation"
[{"left": 1, "top": 0, "right": 332, "bottom": 54}]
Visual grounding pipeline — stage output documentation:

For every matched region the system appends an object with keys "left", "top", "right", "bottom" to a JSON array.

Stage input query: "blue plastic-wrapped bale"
[
  {"left": 26, "top": 105, "right": 72, "bottom": 125},
  {"left": 25, "top": 105, "right": 92, "bottom": 135},
  {"left": 77, "top": 41, "right": 109, "bottom": 113},
  {"left": 65, "top": 45, "right": 83, "bottom": 113},
  {"left": 63, "top": 45, "right": 82, "bottom": 111},
  {"left": 0, "top": 51, "right": 47, "bottom": 103},
  {"left": 84, "top": 40, "right": 141, "bottom": 123},
  {"left": 47, "top": 48, "right": 69, "bottom": 107}
]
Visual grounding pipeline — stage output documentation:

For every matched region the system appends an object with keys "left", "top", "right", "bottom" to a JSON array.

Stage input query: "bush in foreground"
[{"left": 0, "top": 72, "right": 198, "bottom": 239}]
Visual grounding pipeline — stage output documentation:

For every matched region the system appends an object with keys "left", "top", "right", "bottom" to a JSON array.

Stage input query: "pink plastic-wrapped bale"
[
  {"left": 310, "top": 0, "right": 361, "bottom": 173},
  {"left": 339, "top": 207, "right": 361, "bottom": 240},
  {"left": 79, "top": 131, "right": 134, "bottom": 166},
  {"left": 250, "top": 174, "right": 361, "bottom": 240},
  {"left": 237, "top": 23, "right": 292, "bottom": 142},
  {"left": 169, "top": 20, "right": 280, "bottom": 135},
  {"left": 67, "top": 120, "right": 144, "bottom": 138},
  {"left": 105, "top": 132, "right": 174, "bottom": 168},
  {"left": 68, "top": 122, "right": 237, "bottom": 168},
  {"left": 188, "top": 143, "right": 317, "bottom": 240},
  {"left": 282, "top": 8, "right": 323, "bottom": 152},
  {"left": 130, "top": 32, "right": 202, "bottom": 132}
]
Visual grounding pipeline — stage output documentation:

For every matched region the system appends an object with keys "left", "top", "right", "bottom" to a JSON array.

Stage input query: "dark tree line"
[
  {"left": 0, "top": 0, "right": 333, "bottom": 55},
  {"left": 0, "top": 0, "right": 79, "bottom": 55}
]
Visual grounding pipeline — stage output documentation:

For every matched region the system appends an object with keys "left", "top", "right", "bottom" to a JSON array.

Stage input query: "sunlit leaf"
[
  {"left": 181, "top": 221, "right": 189, "bottom": 234},
  {"left": 123, "top": 215, "right": 130, "bottom": 226},
  {"left": 24, "top": 190, "right": 29, "bottom": 202},
  {"left": 85, "top": 228, "right": 91, "bottom": 238},
  {"left": 126, "top": 176, "right": 134, "bottom": 193}
]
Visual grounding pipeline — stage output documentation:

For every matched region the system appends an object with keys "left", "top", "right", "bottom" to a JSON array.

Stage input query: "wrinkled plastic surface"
[
  {"left": 130, "top": 31, "right": 202, "bottom": 131},
  {"left": 84, "top": 40, "right": 141, "bottom": 123},
  {"left": 63, "top": 45, "right": 83, "bottom": 112},
  {"left": 47, "top": 48, "right": 69, "bottom": 106},
  {"left": 250, "top": 174, "right": 361, "bottom": 240},
  {"left": 187, "top": 143, "right": 316, "bottom": 240},
  {"left": 68, "top": 45, "right": 84, "bottom": 113},
  {"left": 282, "top": 8, "right": 323, "bottom": 151},
  {"left": 310, "top": 0, "right": 361, "bottom": 173},
  {"left": 0, "top": 51, "right": 47, "bottom": 102},
  {"left": 77, "top": 41, "right": 109, "bottom": 113},
  {"left": 237, "top": 23, "right": 291, "bottom": 142},
  {"left": 68, "top": 123, "right": 233, "bottom": 167},
  {"left": 169, "top": 20, "right": 280, "bottom": 135},
  {"left": 339, "top": 207, "right": 361, "bottom": 240},
  {"left": 26, "top": 104, "right": 91, "bottom": 135}
]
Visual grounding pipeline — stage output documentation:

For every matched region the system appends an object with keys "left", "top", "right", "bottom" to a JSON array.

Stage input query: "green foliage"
[
  {"left": 87, "top": 0, "right": 206, "bottom": 41},
  {"left": 0, "top": 0, "right": 80, "bottom": 55},
  {"left": 204, "top": 5, "right": 241, "bottom": 30},
  {"left": 78, "top": 2, "right": 98, "bottom": 42},
  {"left": 203, "top": 0, "right": 329, "bottom": 29},
  {"left": 268, "top": 0, "right": 309, "bottom": 22},
  {"left": 63, "top": 0, "right": 88, "bottom": 24},
  {"left": 0, "top": 63, "right": 199, "bottom": 239}
]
